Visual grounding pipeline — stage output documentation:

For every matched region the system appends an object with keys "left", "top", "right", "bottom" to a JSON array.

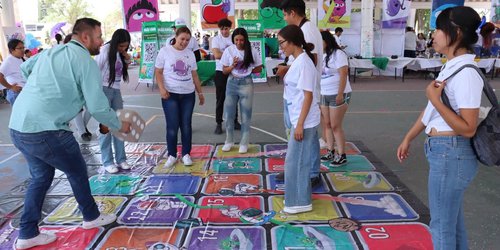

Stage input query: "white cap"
[{"left": 173, "top": 18, "right": 187, "bottom": 28}]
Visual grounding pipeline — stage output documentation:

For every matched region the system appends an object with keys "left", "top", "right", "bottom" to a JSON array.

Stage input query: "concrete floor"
[{"left": 1, "top": 66, "right": 499, "bottom": 248}]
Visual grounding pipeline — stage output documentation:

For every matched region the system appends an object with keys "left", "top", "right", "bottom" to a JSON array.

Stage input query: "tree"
[{"left": 39, "top": 0, "right": 93, "bottom": 25}]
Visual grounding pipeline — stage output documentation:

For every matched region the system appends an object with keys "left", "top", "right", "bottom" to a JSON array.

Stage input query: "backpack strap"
[{"left": 441, "top": 64, "right": 499, "bottom": 112}]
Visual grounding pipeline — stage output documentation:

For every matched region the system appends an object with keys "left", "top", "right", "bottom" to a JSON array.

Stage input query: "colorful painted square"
[
  {"left": 319, "top": 142, "right": 362, "bottom": 155},
  {"left": 271, "top": 225, "right": 359, "bottom": 250},
  {"left": 214, "top": 144, "right": 261, "bottom": 158},
  {"left": 357, "top": 223, "right": 433, "bottom": 249},
  {"left": 89, "top": 174, "right": 142, "bottom": 195},
  {"left": 265, "top": 158, "right": 285, "bottom": 172},
  {"left": 172, "top": 144, "right": 213, "bottom": 158},
  {"left": 264, "top": 144, "right": 288, "bottom": 157},
  {"left": 194, "top": 196, "right": 264, "bottom": 224},
  {"left": 153, "top": 158, "right": 208, "bottom": 175},
  {"left": 137, "top": 175, "right": 201, "bottom": 195},
  {"left": 0, "top": 224, "right": 18, "bottom": 249},
  {"left": 44, "top": 196, "right": 127, "bottom": 224},
  {"left": 118, "top": 196, "right": 193, "bottom": 225},
  {"left": 185, "top": 226, "right": 266, "bottom": 249},
  {"left": 340, "top": 193, "right": 419, "bottom": 222},
  {"left": 327, "top": 172, "right": 394, "bottom": 192},
  {"left": 28, "top": 226, "right": 102, "bottom": 249},
  {"left": 96, "top": 226, "right": 183, "bottom": 249},
  {"left": 267, "top": 173, "right": 330, "bottom": 194},
  {"left": 211, "top": 157, "right": 262, "bottom": 173},
  {"left": 202, "top": 174, "right": 263, "bottom": 195},
  {"left": 269, "top": 195, "right": 340, "bottom": 222},
  {"left": 321, "top": 155, "right": 375, "bottom": 172}
]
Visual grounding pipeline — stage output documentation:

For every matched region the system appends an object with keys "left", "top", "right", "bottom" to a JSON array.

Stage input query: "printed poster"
[
  {"left": 382, "top": 0, "right": 412, "bottom": 29},
  {"left": 250, "top": 38, "right": 267, "bottom": 83},
  {"left": 318, "top": 0, "right": 352, "bottom": 29},
  {"left": 430, "top": 0, "right": 464, "bottom": 29},
  {"left": 200, "top": 0, "right": 235, "bottom": 30},
  {"left": 258, "top": 0, "right": 286, "bottom": 30},
  {"left": 139, "top": 21, "right": 174, "bottom": 84},
  {"left": 122, "top": 0, "right": 159, "bottom": 32}
]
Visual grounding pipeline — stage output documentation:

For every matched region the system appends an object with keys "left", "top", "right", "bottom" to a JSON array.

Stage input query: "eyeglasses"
[
  {"left": 15, "top": 47, "right": 25, "bottom": 50},
  {"left": 278, "top": 40, "right": 287, "bottom": 47}
]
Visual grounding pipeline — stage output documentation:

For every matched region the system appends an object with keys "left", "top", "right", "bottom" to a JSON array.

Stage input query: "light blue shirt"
[{"left": 9, "top": 40, "right": 121, "bottom": 132}]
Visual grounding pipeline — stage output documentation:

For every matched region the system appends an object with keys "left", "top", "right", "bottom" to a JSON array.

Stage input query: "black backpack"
[{"left": 441, "top": 64, "right": 500, "bottom": 166}]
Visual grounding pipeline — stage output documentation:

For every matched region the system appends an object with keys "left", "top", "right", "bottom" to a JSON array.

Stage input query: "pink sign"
[{"left": 123, "top": 0, "right": 159, "bottom": 32}]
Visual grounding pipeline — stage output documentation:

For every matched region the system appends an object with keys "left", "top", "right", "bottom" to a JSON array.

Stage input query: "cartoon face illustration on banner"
[
  {"left": 259, "top": 0, "right": 285, "bottom": 29},
  {"left": 124, "top": 0, "right": 159, "bottom": 32},
  {"left": 386, "top": 0, "right": 407, "bottom": 17}
]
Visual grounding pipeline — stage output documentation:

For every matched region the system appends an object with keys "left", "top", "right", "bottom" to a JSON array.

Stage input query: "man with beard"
[{"left": 9, "top": 18, "right": 131, "bottom": 249}]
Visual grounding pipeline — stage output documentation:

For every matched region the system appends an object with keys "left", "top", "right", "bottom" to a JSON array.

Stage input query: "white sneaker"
[
  {"left": 82, "top": 213, "right": 116, "bottom": 229},
  {"left": 165, "top": 155, "right": 177, "bottom": 168},
  {"left": 182, "top": 154, "right": 193, "bottom": 166},
  {"left": 283, "top": 204, "right": 313, "bottom": 214},
  {"left": 222, "top": 143, "right": 233, "bottom": 152},
  {"left": 15, "top": 233, "right": 57, "bottom": 249},
  {"left": 238, "top": 144, "right": 248, "bottom": 154},
  {"left": 119, "top": 162, "right": 132, "bottom": 170},
  {"left": 319, "top": 138, "right": 328, "bottom": 149},
  {"left": 104, "top": 164, "right": 119, "bottom": 174}
]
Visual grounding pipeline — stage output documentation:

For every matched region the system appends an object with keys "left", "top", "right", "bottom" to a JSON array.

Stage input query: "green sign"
[
  {"left": 237, "top": 19, "right": 263, "bottom": 33},
  {"left": 139, "top": 21, "right": 174, "bottom": 84}
]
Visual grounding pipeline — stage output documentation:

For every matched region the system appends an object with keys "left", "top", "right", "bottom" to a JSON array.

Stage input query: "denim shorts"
[{"left": 320, "top": 92, "right": 351, "bottom": 107}]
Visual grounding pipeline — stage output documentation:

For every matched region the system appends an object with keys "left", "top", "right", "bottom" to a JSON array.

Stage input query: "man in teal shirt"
[{"left": 10, "top": 18, "right": 130, "bottom": 249}]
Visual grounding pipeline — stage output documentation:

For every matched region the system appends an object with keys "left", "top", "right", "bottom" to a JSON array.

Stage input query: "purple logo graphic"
[
  {"left": 386, "top": 0, "right": 407, "bottom": 17},
  {"left": 235, "top": 60, "right": 248, "bottom": 74},
  {"left": 172, "top": 60, "right": 190, "bottom": 76}
]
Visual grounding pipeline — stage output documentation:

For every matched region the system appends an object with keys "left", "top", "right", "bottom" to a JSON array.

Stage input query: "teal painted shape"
[
  {"left": 89, "top": 174, "right": 142, "bottom": 195},
  {"left": 211, "top": 158, "right": 261, "bottom": 173},
  {"left": 322, "top": 155, "right": 375, "bottom": 172},
  {"left": 272, "top": 225, "right": 357, "bottom": 249}
]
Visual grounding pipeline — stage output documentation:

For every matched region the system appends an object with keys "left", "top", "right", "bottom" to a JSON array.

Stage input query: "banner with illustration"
[
  {"left": 430, "top": 0, "right": 464, "bottom": 29},
  {"left": 122, "top": 0, "right": 160, "bottom": 32},
  {"left": 250, "top": 38, "right": 267, "bottom": 83},
  {"left": 258, "top": 0, "right": 286, "bottom": 30},
  {"left": 200, "top": 0, "right": 235, "bottom": 30},
  {"left": 492, "top": 0, "right": 500, "bottom": 24},
  {"left": 139, "top": 21, "right": 174, "bottom": 84},
  {"left": 382, "top": 0, "right": 412, "bottom": 29},
  {"left": 318, "top": 0, "right": 352, "bottom": 29}
]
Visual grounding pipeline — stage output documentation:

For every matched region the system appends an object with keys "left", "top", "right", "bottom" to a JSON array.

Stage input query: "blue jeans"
[
  {"left": 425, "top": 136, "right": 478, "bottom": 250},
  {"left": 98, "top": 87, "right": 126, "bottom": 166},
  {"left": 10, "top": 129, "right": 100, "bottom": 239},
  {"left": 284, "top": 100, "right": 319, "bottom": 178},
  {"left": 224, "top": 76, "right": 253, "bottom": 145},
  {"left": 284, "top": 125, "right": 320, "bottom": 207},
  {"left": 161, "top": 92, "right": 195, "bottom": 157},
  {"left": 6, "top": 89, "right": 20, "bottom": 105}
]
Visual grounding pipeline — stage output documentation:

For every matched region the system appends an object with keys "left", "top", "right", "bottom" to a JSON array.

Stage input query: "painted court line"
[{"left": 0, "top": 152, "right": 21, "bottom": 165}]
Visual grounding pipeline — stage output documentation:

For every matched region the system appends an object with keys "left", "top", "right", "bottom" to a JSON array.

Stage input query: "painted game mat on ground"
[{"left": 0, "top": 142, "right": 431, "bottom": 249}]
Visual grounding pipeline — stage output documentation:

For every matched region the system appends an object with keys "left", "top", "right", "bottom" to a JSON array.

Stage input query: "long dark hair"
[
  {"left": 170, "top": 26, "right": 192, "bottom": 46},
  {"left": 278, "top": 25, "right": 316, "bottom": 66},
  {"left": 231, "top": 28, "right": 254, "bottom": 68},
  {"left": 436, "top": 6, "right": 481, "bottom": 55},
  {"left": 321, "top": 30, "right": 342, "bottom": 68},
  {"left": 107, "top": 29, "right": 131, "bottom": 86}
]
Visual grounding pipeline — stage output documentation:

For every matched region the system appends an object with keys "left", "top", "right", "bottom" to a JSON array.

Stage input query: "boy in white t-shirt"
[
  {"left": 211, "top": 18, "right": 241, "bottom": 135},
  {"left": 0, "top": 39, "right": 26, "bottom": 105}
]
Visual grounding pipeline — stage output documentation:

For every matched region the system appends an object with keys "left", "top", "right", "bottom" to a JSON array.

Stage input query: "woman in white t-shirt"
[
  {"left": 0, "top": 39, "right": 25, "bottom": 105},
  {"left": 220, "top": 28, "right": 262, "bottom": 154},
  {"left": 155, "top": 27, "right": 205, "bottom": 168},
  {"left": 278, "top": 25, "right": 320, "bottom": 214},
  {"left": 319, "top": 31, "right": 352, "bottom": 166},
  {"left": 397, "top": 7, "right": 483, "bottom": 249},
  {"left": 95, "top": 29, "right": 132, "bottom": 174}
]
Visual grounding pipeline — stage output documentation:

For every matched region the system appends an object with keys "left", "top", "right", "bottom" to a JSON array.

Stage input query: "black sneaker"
[
  {"left": 214, "top": 124, "right": 223, "bottom": 134},
  {"left": 275, "top": 172, "right": 285, "bottom": 181},
  {"left": 310, "top": 176, "right": 322, "bottom": 187},
  {"left": 331, "top": 154, "right": 347, "bottom": 167},
  {"left": 234, "top": 121, "right": 241, "bottom": 130},
  {"left": 320, "top": 149, "right": 335, "bottom": 161}
]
